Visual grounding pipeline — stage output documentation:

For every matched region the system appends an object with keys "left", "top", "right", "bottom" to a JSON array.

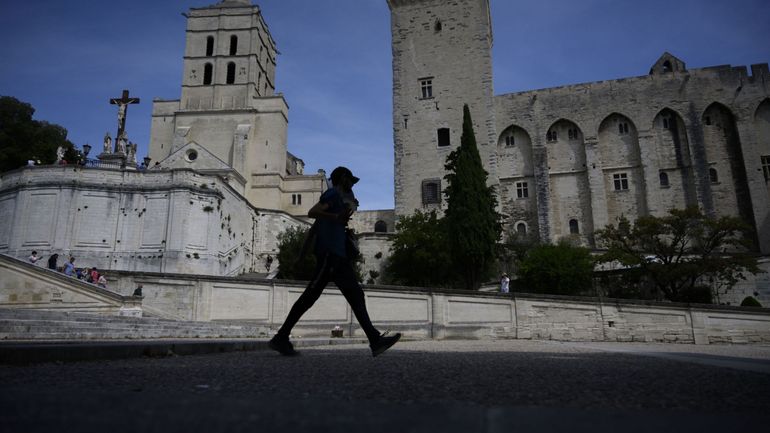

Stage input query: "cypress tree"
[{"left": 443, "top": 104, "right": 501, "bottom": 289}]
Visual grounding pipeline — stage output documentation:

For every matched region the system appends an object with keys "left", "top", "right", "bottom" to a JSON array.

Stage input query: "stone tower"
[
  {"left": 387, "top": 0, "right": 498, "bottom": 218},
  {"left": 149, "top": 0, "right": 325, "bottom": 214}
]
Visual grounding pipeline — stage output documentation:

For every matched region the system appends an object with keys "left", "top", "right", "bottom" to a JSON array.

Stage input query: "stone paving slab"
[
  {"left": 2, "top": 340, "right": 770, "bottom": 432},
  {"left": 0, "top": 337, "right": 367, "bottom": 365}
]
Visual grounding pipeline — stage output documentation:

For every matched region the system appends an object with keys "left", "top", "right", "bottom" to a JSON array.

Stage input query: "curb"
[{"left": 0, "top": 338, "right": 369, "bottom": 365}]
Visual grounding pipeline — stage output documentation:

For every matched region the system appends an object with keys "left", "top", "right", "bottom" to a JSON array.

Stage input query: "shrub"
[
  {"left": 740, "top": 296, "right": 762, "bottom": 307},
  {"left": 517, "top": 242, "right": 594, "bottom": 296}
]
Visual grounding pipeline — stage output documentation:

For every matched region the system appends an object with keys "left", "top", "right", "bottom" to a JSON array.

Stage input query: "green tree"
[
  {"left": 517, "top": 241, "right": 594, "bottom": 296},
  {"left": 381, "top": 210, "right": 452, "bottom": 287},
  {"left": 276, "top": 225, "right": 317, "bottom": 280},
  {"left": 0, "top": 96, "right": 77, "bottom": 172},
  {"left": 443, "top": 104, "right": 501, "bottom": 289},
  {"left": 595, "top": 207, "right": 760, "bottom": 303}
]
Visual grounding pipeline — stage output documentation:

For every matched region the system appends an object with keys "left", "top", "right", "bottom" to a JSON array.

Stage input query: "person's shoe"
[
  {"left": 269, "top": 335, "right": 298, "bottom": 356},
  {"left": 370, "top": 331, "right": 402, "bottom": 357}
]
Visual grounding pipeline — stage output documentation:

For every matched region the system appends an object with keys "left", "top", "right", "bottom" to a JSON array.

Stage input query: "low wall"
[{"left": 104, "top": 270, "right": 770, "bottom": 345}]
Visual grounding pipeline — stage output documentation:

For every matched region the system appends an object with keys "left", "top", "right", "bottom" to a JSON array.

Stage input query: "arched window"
[
  {"left": 516, "top": 223, "right": 527, "bottom": 235},
  {"left": 434, "top": 20, "right": 442, "bottom": 32},
  {"left": 226, "top": 62, "right": 236, "bottom": 84},
  {"left": 203, "top": 63, "right": 213, "bottom": 85},
  {"left": 659, "top": 172, "right": 669, "bottom": 188},
  {"left": 709, "top": 168, "right": 719, "bottom": 184},
  {"left": 375, "top": 221, "right": 388, "bottom": 233},
  {"left": 206, "top": 36, "right": 215, "bottom": 56},
  {"left": 663, "top": 60, "right": 672, "bottom": 73},
  {"left": 569, "top": 219, "right": 580, "bottom": 235},
  {"left": 229, "top": 35, "right": 238, "bottom": 55}
]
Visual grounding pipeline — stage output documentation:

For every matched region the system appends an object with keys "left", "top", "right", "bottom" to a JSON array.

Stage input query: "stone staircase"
[{"left": 0, "top": 308, "right": 270, "bottom": 341}]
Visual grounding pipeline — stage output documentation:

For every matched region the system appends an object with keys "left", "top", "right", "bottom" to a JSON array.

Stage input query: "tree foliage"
[
  {"left": 381, "top": 210, "right": 451, "bottom": 287},
  {"left": 0, "top": 96, "right": 77, "bottom": 172},
  {"left": 443, "top": 105, "right": 501, "bottom": 289},
  {"left": 517, "top": 241, "right": 594, "bottom": 296},
  {"left": 276, "top": 225, "right": 317, "bottom": 280},
  {"left": 595, "top": 207, "right": 760, "bottom": 303}
]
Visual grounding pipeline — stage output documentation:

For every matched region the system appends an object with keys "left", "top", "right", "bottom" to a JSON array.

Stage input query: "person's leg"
[
  {"left": 274, "top": 254, "right": 332, "bottom": 339},
  {"left": 330, "top": 256, "right": 381, "bottom": 344}
]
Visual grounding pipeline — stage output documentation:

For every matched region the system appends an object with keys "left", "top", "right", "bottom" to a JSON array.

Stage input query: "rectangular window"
[
  {"left": 422, "top": 179, "right": 441, "bottom": 205},
  {"left": 762, "top": 156, "right": 770, "bottom": 182},
  {"left": 613, "top": 173, "right": 629, "bottom": 191},
  {"left": 297, "top": 194, "right": 302, "bottom": 205},
  {"left": 505, "top": 135, "right": 515, "bottom": 147},
  {"left": 420, "top": 78, "right": 433, "bottom": 99},
  {"left": 437, "top": 128, "right": 450, "bottom": 147},
  {"left": 516, "top": 182, "right": 529, "bottom": 199}
]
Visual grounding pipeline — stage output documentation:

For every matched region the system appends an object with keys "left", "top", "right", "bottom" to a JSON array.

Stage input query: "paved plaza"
[{"left": 2, "top": 339, "right": 770, "bottom": 432}]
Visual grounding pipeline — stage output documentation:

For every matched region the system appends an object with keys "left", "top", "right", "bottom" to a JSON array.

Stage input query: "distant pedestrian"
[
  {"left": 90, "top": 267, "right": 100, "bottom": 284},
  {"left": 269, "top": 166, "right": 401, "bottom": 357},
  {"left": 28, "top": 251, "right": 40, "bottom": 264},
  {"left": 64, "top": 257, "right": 76, "bottom": 277},
  {"left": 97, "top": 274, "right": 107, "bottom": 289},
  {"left": 47, "top": 253, "right": 59, "bottom": 271},
  {"left": 265, "top": 255, "right": 274, "bottom": 272},
  {"left": 500, "top": 273, "right": 510, "bottom": 294}
]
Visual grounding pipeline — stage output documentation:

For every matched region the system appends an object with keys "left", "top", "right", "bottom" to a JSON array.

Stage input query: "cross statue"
[{"left": 109, "top": 89, "right": 140, "bottom": 152}]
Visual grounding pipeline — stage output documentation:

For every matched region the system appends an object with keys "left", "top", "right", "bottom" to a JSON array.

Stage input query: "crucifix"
[{"left": 109, "top": 89, "right": 140, "bottom": 152}]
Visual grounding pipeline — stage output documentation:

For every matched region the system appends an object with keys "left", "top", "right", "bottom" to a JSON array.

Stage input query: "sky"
[{"left": 1, "top": 0, "right": 769, "bottom": 210}]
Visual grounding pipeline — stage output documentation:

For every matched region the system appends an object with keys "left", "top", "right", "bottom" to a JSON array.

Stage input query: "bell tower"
[{"left": 387, "top": 0, "right": 497, "bottom": 218}]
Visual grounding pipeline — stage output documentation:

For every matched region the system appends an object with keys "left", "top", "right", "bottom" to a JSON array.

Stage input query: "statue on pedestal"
[
  {"left": 56, "top": 146, "right": 65, "bottom": 163},
  {"left": 103, "top": 132, "right": 112, "bottom": 154},
  {"left": 117, "top": 133, "right": 128, "bottom": 154},
  {"left": 127, "top": 142, "right": 138, "bottom": 166}
]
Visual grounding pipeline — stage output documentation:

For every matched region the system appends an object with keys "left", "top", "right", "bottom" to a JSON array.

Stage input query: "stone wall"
[
  {"left": 0, "top": 166, "right": 309, "bottom": 277},
  {"left": 100, "top": 268, "right": 770, "bottom": 344},
  {"left": 495, "top": 63, "right": 770, "bottom": 251}
]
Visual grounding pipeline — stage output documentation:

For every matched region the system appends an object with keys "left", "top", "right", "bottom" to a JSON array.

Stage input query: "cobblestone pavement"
[{"left": 2, "top": 340, "right": 770, "bottom": 433}]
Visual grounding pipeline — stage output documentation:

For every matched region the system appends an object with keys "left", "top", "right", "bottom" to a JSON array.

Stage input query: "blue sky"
[{"left": 1, "top": 0, "right": 769, "bottom": 210}]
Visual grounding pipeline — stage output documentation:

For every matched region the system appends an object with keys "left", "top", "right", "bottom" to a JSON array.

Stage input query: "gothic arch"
[
  {"left": 545, "top": 119, "right": 593, "bottom": 246},
  {"left": 598, "top": 113, "right": 647, "bottom": 219},
  {"left": 755, "top": 98, "right": 770, "bottom": 121},
  {"left": 374, "top": 220, "right": 387, "bottom": 233},
  {"left": 701, "top": 102, "right": 755, "bottom": 228},
  {"left": 652, "top": 108, "right": 698, "bottom": 211},
  {"left": 497, "top": 125, "right": 533, "bottom": 177}
]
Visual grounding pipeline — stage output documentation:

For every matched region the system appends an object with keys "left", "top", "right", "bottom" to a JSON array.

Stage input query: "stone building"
[
  {"left": 386, "top": 0, "right": 770, "bottom": 254},
  {"left": 149, "top": 0, "right": 326, "bottom": 216}
]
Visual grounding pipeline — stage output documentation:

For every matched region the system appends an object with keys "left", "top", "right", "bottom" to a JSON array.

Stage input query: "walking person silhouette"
[{"left": 269, "top": 166, "right": 401, "bottom": 357}]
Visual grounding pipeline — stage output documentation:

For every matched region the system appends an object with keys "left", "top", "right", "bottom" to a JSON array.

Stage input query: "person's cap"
[{"left": 330, "top": 166, "right": 360, "bottom": 185}]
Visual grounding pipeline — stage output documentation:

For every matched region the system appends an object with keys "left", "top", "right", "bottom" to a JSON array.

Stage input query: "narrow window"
[
  {"left": 619, "top": 122, "right": 629, "bottom": 135},
  {"left": 297, "top": 194, "right": 302, "bottom": 205},
  {"left": 422, "top": 180, "right": 441, "bottom": 205},
  {"left": 761, "top": 156, "right": 770, "bottom": 182},
  {"left": 404, "top": 117, "right": 408, "bottom": 129},
  {"left": 516, "top": 182, "right": 529, "bottom": 199},
  {"left": 505, "top": 135, "right": 515, "bottom": 147},
  {"left": 375, "top": 221, "right": 388, "bottom": 233},
  {"left": 420, "top": 79, "right": 433, "bottom": 99},
  {"left": 226, "top": 62, "right": 236, "bottom": 84},
  {"left": 662, "top": 117, "right": 670, "bottom": 129},
  {"left": 206, "top": 36, "right": 214, "bottom": 56},
  {"left": 568, "top": 128, "right": 578, "bottom": 140},
  {"left": 659, "top": 172, "right": 670, "bottom": 188},
  {"left": 663, "top": 60, "right": 673, "bottom": 73},
  {"left": 569, "top": 219, "right": 580, "bottom": 235},
  {"left": 229, "top": 35, "right": 238, "bottom": 55},
  {"left": 516, "top": 223, "right": 527, "bottom": 235},
  {"left": 705, "top": 116, "right": 712, "bottom": 126},
  {"left": 437, "top": 128, "right": 450, "bottom": 147},
  {"left": 435, "top": 20, "right": 442, "bottom": 32},
  {"left": 709, "top": 168, "right": 719, "bottom": 184},
  {"left": 547, "top": 130, "right": 557, "bottom": 142},
  {"left": 203, "top": 63, "right": 213, "bottom": 85},
  {"left": 613, "top": 173, "right": 629, "bottom": 191}
]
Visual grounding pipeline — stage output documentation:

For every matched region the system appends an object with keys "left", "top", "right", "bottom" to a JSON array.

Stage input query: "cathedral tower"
[
  {"left": 149, "top": 0, "right": 324, "bottom": 214},
  {"left": 387, "top": 0, "right": 497, "bottom": 218}
]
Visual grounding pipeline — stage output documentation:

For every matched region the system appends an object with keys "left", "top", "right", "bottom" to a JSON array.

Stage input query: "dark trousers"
[{"left": 276, "top": 254, "right": 380, "bottom": 343}]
